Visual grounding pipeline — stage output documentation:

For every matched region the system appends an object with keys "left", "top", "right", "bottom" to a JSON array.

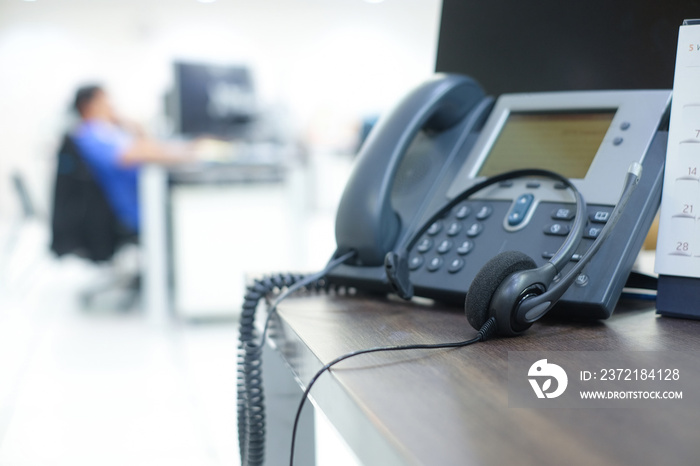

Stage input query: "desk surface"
[{"left": 270, "top": 294, "right": 700, "bottom": 466}]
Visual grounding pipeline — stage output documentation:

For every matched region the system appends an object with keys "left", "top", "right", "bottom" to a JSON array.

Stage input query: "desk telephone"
[{"left": 328, "top": 74, "right": 671, "bottom": 323}]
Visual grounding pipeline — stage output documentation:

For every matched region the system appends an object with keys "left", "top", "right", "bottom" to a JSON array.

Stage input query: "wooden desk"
[{"left": 264, "top": 293, "right": 700, "bottom": 466}]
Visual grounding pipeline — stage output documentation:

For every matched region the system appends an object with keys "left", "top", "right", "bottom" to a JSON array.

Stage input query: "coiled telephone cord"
[{"left": 237, "top": 252, "right": 355, "bottom": 466}]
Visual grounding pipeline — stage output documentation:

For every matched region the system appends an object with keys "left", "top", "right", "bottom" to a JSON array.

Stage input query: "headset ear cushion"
[{"left": 465, "top": 251, "right": 537, "bottom": 330}]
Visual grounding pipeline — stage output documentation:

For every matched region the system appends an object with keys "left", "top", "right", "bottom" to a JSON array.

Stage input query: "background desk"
[
  {"left": 140, "top": 148, "right": 307, "bottom": 321},
  {"left": 266, "top": 294, "right": 700, "bottom": 466}
]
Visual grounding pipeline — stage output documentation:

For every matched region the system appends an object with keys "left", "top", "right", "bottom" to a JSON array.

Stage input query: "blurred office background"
[
  {"left": 0, "top": 0, "right": 441, "bottom": 219},
  {"left": 0, "top": 0, "right": 442, "bottom": 465}
]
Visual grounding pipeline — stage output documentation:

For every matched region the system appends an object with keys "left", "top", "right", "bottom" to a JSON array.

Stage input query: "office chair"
[
  {"left": 3, "top": 173, "right": 39, "bottom": 265},
  {"left": 50, "top": 134, "right": 140, "bottom": 309},
  {"left": 1, "top": 172, "right": 45, "bottom": 288},
  {"left": 12, "top": 172, "right": 38, "bottom": 219}
]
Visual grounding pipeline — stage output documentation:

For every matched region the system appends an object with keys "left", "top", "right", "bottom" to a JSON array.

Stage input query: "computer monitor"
[
  {"left": 435, "top": 0, "right": 698, "bottom": 95},
  {"left": 170, "top": 61, "right": 256, "bottom": 138}
]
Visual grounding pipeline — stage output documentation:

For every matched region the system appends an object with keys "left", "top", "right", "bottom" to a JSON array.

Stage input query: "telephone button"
[
  {"left": 416, "top": 238, "right": 433, "bottom": 253},
  {"left": 543, "top": 251, "right": 582, "bottom": 262},
  {"left": 552, "top": 207, "right": 575, "bottom": 220},
  {"left": 448, "top": 258, "right": 465, "bottom": 274},
  {"left": 427, "top": 257, "right": 443, "bottom": 272},
  {"left": 457, "top": 240, "right": 474, "bottom": 255},
  {"left": 446, "top": 222, "right": 462, "bottom": 236},
  {"left": 544, "top": 223, "right": 570, "bottom": 236},
  {"left": 427, "top": 221, "right": 443, "bottom": 236},
  {"left": 466, "top": 222, "right": 483, "bottom": 237},
  {"left": 408, "top": 255, "right": 424, "bottom": 271},
  {"left": 476, "top": 205, "right": 493, "bottom": 220},
  {"left": 526, "top": 181, "right": 541, "bottom": 189},
  {"left": 589, "top": 211, "right": 610, "bottom": 223},
  {"left": 437, "top": 240, "right": 453, "bottom": 254},
  {"left": 454, "top": 205, "right": 471, "bottom": 219},
  {"left": 584, "top": 226, "right": 603, "bottom": 239},
  {"left": 507, "top": 193, "right": 534, "bottom": 226}
]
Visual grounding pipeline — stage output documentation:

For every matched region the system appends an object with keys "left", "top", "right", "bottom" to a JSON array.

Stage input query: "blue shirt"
[{"left": 72, "top": 120, "right": 140, "bottom": 232}]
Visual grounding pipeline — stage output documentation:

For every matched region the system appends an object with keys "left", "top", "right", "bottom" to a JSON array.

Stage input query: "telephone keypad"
[{"left": 407, "top": 201, "right": 614, "bottom": 285}]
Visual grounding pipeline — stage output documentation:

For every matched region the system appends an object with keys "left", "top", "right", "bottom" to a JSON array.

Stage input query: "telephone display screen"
[{"left": 477, "top": 110, "right": 616, "bottom": 179}]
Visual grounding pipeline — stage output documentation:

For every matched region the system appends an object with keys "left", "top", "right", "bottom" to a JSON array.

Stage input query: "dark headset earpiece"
[{"left": 465, "top": 251, "right": 537, "bottom": 332}]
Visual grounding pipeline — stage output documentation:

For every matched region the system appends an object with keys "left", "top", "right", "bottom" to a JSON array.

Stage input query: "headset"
[{"left": 386, "top": 163, "right": 642, "bottom": 338}]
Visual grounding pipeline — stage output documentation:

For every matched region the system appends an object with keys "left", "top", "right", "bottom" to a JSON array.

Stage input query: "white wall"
[{"left": 0, "top": 0, "right": 442, "bottom": 217}]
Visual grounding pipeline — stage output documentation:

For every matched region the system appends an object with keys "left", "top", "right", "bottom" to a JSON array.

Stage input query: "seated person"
[{"left": 71, "top": 84, "right": 194, "bottom": 233}]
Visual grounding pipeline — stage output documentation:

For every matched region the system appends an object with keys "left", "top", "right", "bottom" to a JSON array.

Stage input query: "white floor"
[
  {"left": 0, "top": 156, "right": 361, "bottom": 466},
  {"left": 0, "top": 223, "right": 240, "bottom": 465}
]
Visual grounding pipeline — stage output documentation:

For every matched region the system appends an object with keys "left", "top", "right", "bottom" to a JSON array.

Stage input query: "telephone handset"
[
  {"left": 329, "top": 74, "right": 671, "bottom": 320},
  {"left": 335, "top": 74, "right": 491, "bottom": 266}
]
